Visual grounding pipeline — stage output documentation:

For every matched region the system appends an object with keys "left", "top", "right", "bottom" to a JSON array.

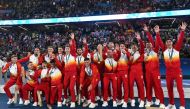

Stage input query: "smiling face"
[
  {"left": 84, "top": 59, "right": 91, "bottom": 67},
  {"left": 108, "top": 42, "right": 114, "bottom": 49},
  {"left": 146, "top": 42, "right": 152, "bottom": 50},
  {"left": 58, "top": 47, "right": 63, "bottom": 54},
  {"left": 27, "top": 62, "right": 34, "bottom": 70},
  {"left": 131, "top": 44, "right": 138, "bottom": 52},
  {"left": 11, "top": 56, "right": 17, "bottom": 63},
  {"left": 65, "top": 46, "right": 70, "bottom": 54},
  {"left": 107, "top": 49, "right": 113, "bottom": 58},
  {"left": 166, "top": 40, "right": 173, "bottom": 49},
  {"left": 120, "top": 44, "right": 125, "bottom": 50},
  {"left": 77, "top": 48, "right": 83, "bottom": 55},
  {"left": 48, "top": 47, "right": 54, "bottom": 55},
  {"left": 34, "top": 48, "right": 40, "bottom": 56}
]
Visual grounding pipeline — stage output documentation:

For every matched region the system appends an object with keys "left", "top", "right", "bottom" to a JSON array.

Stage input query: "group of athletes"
[{"left": 2, "top": 22, "right": 187, "bottom": 109}]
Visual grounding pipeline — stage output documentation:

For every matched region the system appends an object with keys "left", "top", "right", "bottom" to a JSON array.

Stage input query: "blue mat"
[{"left": 0, "top": 94, "right": 189, "bottom": 109}]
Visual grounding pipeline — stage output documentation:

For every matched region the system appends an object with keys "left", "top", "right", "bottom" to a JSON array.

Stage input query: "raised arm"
[
  {"left": 17, "top": 55, "right": 30, "bottom": 63},
  {"left": 82, "top": 38, "right": 89, "bottom": 57},
  {"left": 174, "top": 22, "right": 187, "bottom": 51},
  {"left": 69, "top": 33, "right": 77, "bottom": 57},
  {"left": 154, "top": 36, "right": 159, "bottom": 53},
  {"left": 154, "top": 25, "right": 166, "bottom": 51},
  {"left": 135, "top": 32, "right": 145, "bottom": 54},
  {"left": 143, "top": 24, "right": 155, "bottom": 47}
]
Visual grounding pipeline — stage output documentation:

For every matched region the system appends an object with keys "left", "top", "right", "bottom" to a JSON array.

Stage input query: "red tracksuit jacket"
[
  {"left": 129, "top": 39, "right": 144, "bottom": 72},
  {"left": 2, "top": 62, "right": 22, "bottom": 85},
  {"left": 80, "top": 64, "right": 100, "bottom": 89},
  {"left": 156, "top": 31, "right": 185, "bottom": 73},
  {"left": 18, "top": 54, "right": 43, "bottom": 69}
]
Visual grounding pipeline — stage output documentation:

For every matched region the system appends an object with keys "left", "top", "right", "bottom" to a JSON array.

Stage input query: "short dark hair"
[
  {"left": 50, "top": 60, "right": 55, "bottom": 64},
  {"left": 84, "top": 58, "right": 90, "bottom": 61}
]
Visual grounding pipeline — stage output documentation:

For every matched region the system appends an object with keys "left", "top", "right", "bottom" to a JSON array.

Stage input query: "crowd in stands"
[
  {"left": 0, "top": 0, "right": 190, "bottom": 19},
  {"left": 0, "top": 23, "right": 190, "bottom": 61}
]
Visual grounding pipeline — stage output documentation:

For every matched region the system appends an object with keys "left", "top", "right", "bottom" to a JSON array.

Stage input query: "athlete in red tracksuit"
[
  {"left": 43, "top": 46, "right": 55, "bottom": 68},
  {"left": 90, "top": 44, "right": 104, "bottom": 99},
  {"left": 79, "top": 58, "right": 100, "bottom": 108},
  {"left": 156, "top": 23, "right": 187, "bottom": 109},
  {"left": 117, "top": 43, "right": 130, "bottom": 108},
  {"left": 48, "top": 58, "right": 63, "bottom": 107},
  {"left": 102, "top": 48, "right": 120, "bottom": 107},
  {"left": 143, "top": 25, "right": 165, "bottom": 108},
  {"left": 56, "top": 47, "right": 64, "bottom": 64},
  {"left": 75, "top": 38, "right": 88, "bottom": 98},
  {"left": 33, "top": 61, "right": 51, "bottom": 108},
  {"left": 2, "top": 54, "right": 23, "bottom": 105},
  {"left": 22, "top": 62, "right": 39, "bottom": 105},
  {"left": 18, "top": 48, "right": 43, "bottom": 69},
  {"left": 129, "top": 33, "right": 145, "bottom": 108},
  {"left": 62, "top": 33, "right": 77, "bottom": 108}
]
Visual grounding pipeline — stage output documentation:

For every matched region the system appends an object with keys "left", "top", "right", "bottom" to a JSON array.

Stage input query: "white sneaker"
[
  {"left": 155, "top": 99, "right": 160, "bottom": 105},
  {"left": 81, "top": 97, "right": 86, "bottom": 103},
  {"left": 100, "top": 97, "right": 104, "bottom": 101},
  {"left": 159, "top": 103, "right": 165, "bottom": 109},
  {"left": 62, "top": 99, "right": 67, "bottom": 105},
  {"left": 179, "top": 106, "right": 185, "bottom": 109},
  {"left": 7, "top": 98, "right": 14, "bottom": 104},
  {"left": 47, "top": 104, "right": 52, "bottom": 109},
  {"left": 95, "top": 96, "right": 100, "bottom": 101},
  {"left": 145, "top": 101, "right": 152, "bottom": 107},
  {"left": 139, "top": 100, "right": 145, "bottom": 108},
  {"left": 166, "top": 104, "right": 172, "bottom": 109},
  {"left": 82, "top": 100, "right": 91, "bottom": 107},
  {"left": 89, "top": 102, "right": 96, "bottom": 108},
  {"left": 166, "top": 104, "right": 176, "bottom": 109},
  {"left": 19, "top": 98, "right": 23, "bottom": 105},
  {"left": 24, "top": 100, "right": 30, "bottom": 105},
  {"left": 57, "top": 102, "right": 62, "bottom": 107},
  {"left": 70, "top": 102, "right": 75, "bottom": 108},
  {"left": 102, "top": 101, "right": 108, "bottom": 107},
  {"left": 33, "top": 102, "right": 37, "bottom": 106},
  {"left": 131, "top": 99, "right": 135, "bottom": 107},
  {"left": 113, "top": 101, "right": 117, "bottom": 107},
  {"left": 138, "top": 98, "right": 140, "bottom": 103},
  {"left": 171, "top": 105, "right": 176, "bottom": 109},
  {"left": 117, "top": 99, "right": 124, "bottom": 105},
  {"left": 122, "top": 102, "right": 128, "bottom": 108}
]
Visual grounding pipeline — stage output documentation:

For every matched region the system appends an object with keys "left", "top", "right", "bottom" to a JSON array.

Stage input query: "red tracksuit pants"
[
  {"left": 49, "top": 84, "right": 62, "bottom": 105},
  {"left": 81, "top": 77, "right": 99, "bottom": 103},
  {"left": 63, "top": 74, "right": 76, "bottom": 102},
  {"left": 4, "top": 78, "right": 23, "bottom": 99},
  {"left": 34, "top": 83, "right": 50, "bottom": 104},
  {"left": 22, "top": 83, "right": 35, "bottom": 100},
  {"left": 166, "top": 72, "right": 185, "bottom": 106},
  {"left": 129, "top": 70, "right": 145, "bottom": 100},
  {"left": 145, "top": 70, "right": 164, "bottom": 103},
  {"left": 117, "top": 71, "right": 128, "bottom": 102},
  {"left": 103, "top": 73, "right": 117, "bottom": 101}
]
